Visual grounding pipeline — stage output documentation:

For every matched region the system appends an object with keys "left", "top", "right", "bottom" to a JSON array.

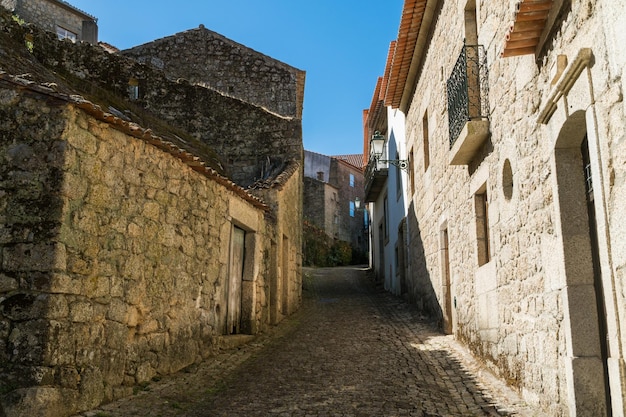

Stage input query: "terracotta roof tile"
[
  {"left": 332, "top": 154, "right": 365, "bottom": 170},
  {"left": 385, "top": 0, "right": 428, "bottom": 109}
]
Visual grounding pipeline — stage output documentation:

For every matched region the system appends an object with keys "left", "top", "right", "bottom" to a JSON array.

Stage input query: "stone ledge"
[{"left": 449, "top": 120, "right": 491, "bottom": 165}]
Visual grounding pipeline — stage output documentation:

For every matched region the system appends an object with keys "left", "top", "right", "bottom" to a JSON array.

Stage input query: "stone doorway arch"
[{"left": 554, "top": 110, "right": 611, "bottom": 416}]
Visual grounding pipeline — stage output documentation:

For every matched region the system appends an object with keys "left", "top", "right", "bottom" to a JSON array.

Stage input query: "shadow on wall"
[{"left": 405, "top": 200, "right": 445, "bottom": 328}]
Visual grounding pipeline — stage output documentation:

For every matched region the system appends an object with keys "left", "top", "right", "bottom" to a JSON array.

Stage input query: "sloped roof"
[
  {"left": 333, "top": 154, "right": 365, "bottom": 170},
  {"left": 0, "top": 71, "right": 270, "bottom": 211},
  {"left": 385, "top": 0, "right": 429, "bottom": 109}
]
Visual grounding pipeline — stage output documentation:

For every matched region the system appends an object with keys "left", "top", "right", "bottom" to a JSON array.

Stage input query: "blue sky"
[{"left": 68, "top": 0, "right": 403, "bottom": 157}]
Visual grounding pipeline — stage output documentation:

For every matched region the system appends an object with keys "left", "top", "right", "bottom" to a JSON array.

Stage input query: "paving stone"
[{"left": 73, "top": 266, "right": 537, "bottom": 417}]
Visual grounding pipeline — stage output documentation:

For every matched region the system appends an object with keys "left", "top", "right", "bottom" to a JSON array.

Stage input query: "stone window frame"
[
  {"left": 395, "top": 150, "right": 403, "bottom": 200},
  {"left": 422, "top": 109, "right": 430, "bottom": 172},
  {"left": 474, "top": 184, "right": 491, "bottom": 267},
  {"left": 407, "top": 146, "right": 415, "bottom": 197},
  {"left": 56, "top": 25, "right": 77, "bottom": 42},
  {"left": 502, "top": 158, "right": 514, "bottom": 201},
  {"left": 383, "top": 193, "right": 389, "bottom": 244}
]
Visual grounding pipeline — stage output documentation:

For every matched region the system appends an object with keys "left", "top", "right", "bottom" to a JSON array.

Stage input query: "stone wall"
[
  {"left": 17, "top": 20, "right": 302, "bottom": 188},
  {"left": 0, "top": 87, "right": 69, "bottom": 416},
  {"left": 0, "top": 7, "right": 303, "bottom": 416},
  {"left": 0, "top": 91, "right": 276, "bottom": 416},
  {"left": 303, "top": 177, "right": 329, "bottom": 229},
  {"left": 330, "top": 159, "right": 366, "bottom": 250},
  {"left": 402, "top": 0, "right": 625, "bottom": 415},
  {"left": 122, "top": 26, "right": 305, "bottom": 119},
  {"left": 253, "top": 162, "right": 303, "bottom": 323}
]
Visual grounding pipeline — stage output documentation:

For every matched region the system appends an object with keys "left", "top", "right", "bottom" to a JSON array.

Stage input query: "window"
[
  {"left": 395, "top": 244, "right": 400, "bottom": 274},
  {"left": 129, "top": 85, "right": 139, "bottom": 100},
  {"left": 56, "top": 26, "right": 77, "bottom": 42},
  {"left": 349, "top": 173, "right": 355, "bottom": 187},
  {"left": 395, "top": 151, "right": 402, "bottom": 197},
  {"left": 317, "top": 171, "right": 324, "bottom": 181},
  {"left": 128, "top": 78, "right": 139, "bottom": 100},
  {"left": 408, "top": 147, "right": 415, "bottom": 195},
  {"left": 475, "top": 187, "right": 491, "bottom": 266},
  {"left": 383, "top": 194, "right": 389, "bottom": 241},
  {"left": 423, "top": 110, "right": 430, "bottom": 171},
  {"left": 349, "top": 201, "right": 355, "bottom": 217},
  {"left": 502, "top": 159, "right": 513, "bottom": 200}
]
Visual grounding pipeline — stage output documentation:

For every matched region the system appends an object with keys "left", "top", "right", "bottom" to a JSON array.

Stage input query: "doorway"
[
  {"left": 378, "top": 223, "right": 385, "bottom": 284},
  {"left": 441, "top": 227, "right": 453, "bottom": 335},
  {"left": 227, "top": 226, "right": 245, "bottom": 334},
  {"left": 282, "top": 235, "right": 290, "bottom": 316},
  {"left": 554, "top": 111, "right": 611, "bottom": 415}
]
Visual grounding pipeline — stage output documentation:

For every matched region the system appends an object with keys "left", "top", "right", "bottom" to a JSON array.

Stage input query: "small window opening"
[
  {"left": 56, "top": 26, "right": 77, "bottom": 42},
  {"left": 502, "top": 159, "right": 513, "bottom": 200},
  {"left": 475, "top": 186, "right": 490, "bottom": 266},
  {"left": 423, "top": 110, "right": 430, "bottom": 171},
  {"left": 128, "top": 78, "right": 139, "bottom": 100}
]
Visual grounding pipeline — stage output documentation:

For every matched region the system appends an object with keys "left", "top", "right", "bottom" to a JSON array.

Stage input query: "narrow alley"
[{"left": 78, "top": 267, "right": 533, "bottom": 417}]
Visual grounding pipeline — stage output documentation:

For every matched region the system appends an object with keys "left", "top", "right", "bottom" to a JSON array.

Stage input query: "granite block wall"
[
  {"left": 0, "top": 93, "right": 274, "bottom": 416},
  {"left": 401, "top": 1, "right": 626, "bottom": 415}
]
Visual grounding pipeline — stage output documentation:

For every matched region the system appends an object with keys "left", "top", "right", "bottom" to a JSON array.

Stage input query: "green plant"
[
  {"left": 11, "top": 14, "right": 25, "bottom": 25},
  {"left": 25, "top": 36, "right": 33, "bottom": 53}
]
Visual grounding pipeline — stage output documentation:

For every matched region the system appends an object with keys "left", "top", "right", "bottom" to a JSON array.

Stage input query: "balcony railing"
[
  {"left": 446, "top": 43, "right": 489, "bottom": 148},
  {"left": 364, "top": 156, "right": 388, "bottom": 203}
]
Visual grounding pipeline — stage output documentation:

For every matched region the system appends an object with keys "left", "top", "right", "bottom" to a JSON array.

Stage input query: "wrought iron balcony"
[
  {"left": 364, "top": 156, "right": 388, "bottom": 203},
  {"left": 446, "top": 43, "right": 490, "bottom": 165}
]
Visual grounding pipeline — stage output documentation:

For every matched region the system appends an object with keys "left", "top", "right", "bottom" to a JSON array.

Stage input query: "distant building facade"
[
  {"left": 304, "top": 151, "right": 367, "bottom": 262},
  {"left": 1, "top": 0, "right": 97, "bottom": 43},
  {"left": 122, "top": 26, "right": 305, "bottom": 121}
]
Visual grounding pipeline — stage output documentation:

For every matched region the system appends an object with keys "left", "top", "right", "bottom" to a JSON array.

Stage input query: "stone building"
[
  {"left": 121, "top": 26, "right": 305, "bottom": 121},
  {"left": 0, "top": 0, "right": 97, "bottom": 43},
  {"left": 303, "top": 151, "right": 367, "bottom": 263},
  {"left": 0, "top": 6, "right": 303, "bottom": 417},
  {"left": 363, "top": 62, "right": 411, "bottom": 293},
  {"left": 364, "top": 0, "right": 626, "bottom": 415}
]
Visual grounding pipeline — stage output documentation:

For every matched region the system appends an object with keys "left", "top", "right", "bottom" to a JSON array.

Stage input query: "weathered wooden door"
[
  {"left": 227, "top": 226, "right": 245, "bottom": 334},
  {"left": 442, "top": 228, "right": 453, "bottom": 335}
]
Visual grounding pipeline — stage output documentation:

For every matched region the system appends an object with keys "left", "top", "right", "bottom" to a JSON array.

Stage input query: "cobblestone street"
[{"left": 78, "top": 266, "right": 534, "bottom": 417}]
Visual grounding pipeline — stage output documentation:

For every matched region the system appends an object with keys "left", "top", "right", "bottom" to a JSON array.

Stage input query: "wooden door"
[
  {"left": 442, "top": 228, "right": 453, "bottom": 335},
  {"left": 227, "top": 226, "right": 245, "bottom": 334}
]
